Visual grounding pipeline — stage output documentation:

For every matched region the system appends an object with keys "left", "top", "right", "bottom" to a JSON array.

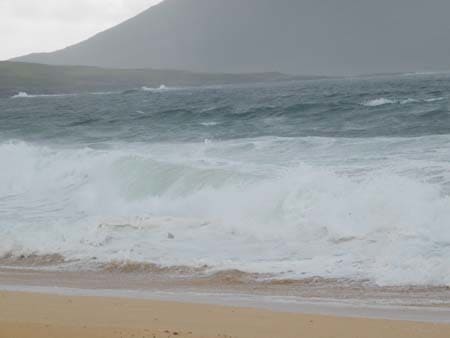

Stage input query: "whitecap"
[
  {"left": 200, "top": 122, "right": 220, "bottom": 127},
  {"left": 425, "top": 97, "right": 445, "bottom": 102},
  {"left": 11, "top": 91, "right": 77, "bottom": 99},
  {"left": 141, "top": 84, "right": 171, "bottom": 92},
  {"left": 362, "top": 98, "right": 396, "bottom": 107},
  {"left": 400, "top": 98, "right": 420, "bottom": 105},
  {"left": 362, "top": 97, "right": 443, "bottom": 106},
  {"left": 11, "top": 92, "right": 31, "bottom": 98}
]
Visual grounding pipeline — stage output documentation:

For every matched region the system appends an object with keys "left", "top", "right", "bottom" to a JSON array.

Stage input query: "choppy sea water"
[{"left": 1, "top": 74, "right": 450, "bottom": 287}]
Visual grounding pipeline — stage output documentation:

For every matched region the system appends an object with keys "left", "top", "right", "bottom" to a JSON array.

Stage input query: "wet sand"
[
  {"left": 1, "top": 266, "right": 450, "bottom": 308},
  {"left": 1, "top": 291, "right": 450, "bottom": 338}
]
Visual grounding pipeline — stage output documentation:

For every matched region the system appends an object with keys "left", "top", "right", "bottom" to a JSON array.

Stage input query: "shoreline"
[
  {"left": 1, "top": 284, "right": 450, "bottom": 324},
  {"left": 1, "top": 291, "right": 450, "bottom": 338},
  {"left": 1, "top": 265, "right": 450, "bottom": 337},
  {"left": 1, "top": 266, "right": 449, "bottom": 306},
  {"left": 1, "top": 266, "right": 450, "bottom": 324}
]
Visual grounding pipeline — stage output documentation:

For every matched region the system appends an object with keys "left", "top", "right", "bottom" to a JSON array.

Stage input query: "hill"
[
  {"left": 12, "top": 0, "right": 450, "bottom": 75},
  {"left": 0, "top": 61, "right": 300, "bottom": 97}
]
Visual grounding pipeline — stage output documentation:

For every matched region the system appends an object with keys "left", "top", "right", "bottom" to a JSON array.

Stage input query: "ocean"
[{"left": 1, "top": 74, "right": 450, "bottom": 288}]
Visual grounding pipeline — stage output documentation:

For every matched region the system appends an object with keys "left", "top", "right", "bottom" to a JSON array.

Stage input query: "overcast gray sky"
[{"left": 0, "top": 0, "right": 162, "bottom": 60}]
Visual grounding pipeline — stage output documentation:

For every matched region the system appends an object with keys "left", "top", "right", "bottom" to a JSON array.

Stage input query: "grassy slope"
[{"left": 0, "top": 61, "right": 300, "bottom": 97}]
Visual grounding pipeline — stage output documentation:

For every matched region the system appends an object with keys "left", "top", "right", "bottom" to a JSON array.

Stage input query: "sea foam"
[
  {"left": 11, "top": 91, "right": 77, "bottom": 99},
  {"left": 141, "top": 85, "right": 171, "bottom": 92},
  {"left": 1, "top": 138, "right": 449, "bottom": 286},
  {"left": 11, "top": 92, "right": 30, "bottom": 98},
  {"left": 363, "top": 97, "right": 446, "bottom": 107}
]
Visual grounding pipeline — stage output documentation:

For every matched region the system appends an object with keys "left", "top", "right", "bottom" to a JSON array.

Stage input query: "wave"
[
  {"left": 11, "top": 92, "right": 30, "bottom": 98},
  {"left": 363, "top": 97, "right": 446, "bottom": 107},
  {"left": 0, "top": 253, "right": 66, "bottom": 267},
  {"left": 90, "top": 91, "right": 118, "bottom": 96},
  {"left": 200, "top": 122, "right": 221, "bottom": 127},
  {"left": 10, "top": 91, "right": 118, "bottom": 99},
  {"left": 141, "top": 84, "right": 172, "bottom": 92},
  {"left": 11, "top": 91, "right": 77, "bottom": 99},
  {"left": 399, "top": 98, "right": 420, "bottom": 104},
  {"left": 424, "top": 97, "right": 445, "bottom": 102},
  {"left": 362, "top": 98, "right": 396, "bottom": 107},
  {"left": 0, "top": 139, "right": 450, "bottom": 286},
  {"left": 402, "top": 71, "right": 450, "bottom": 77}
]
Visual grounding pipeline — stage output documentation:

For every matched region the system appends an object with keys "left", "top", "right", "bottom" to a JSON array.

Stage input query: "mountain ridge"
[{"left": 12, "top": 0, "right": 450, "bottom": 75}]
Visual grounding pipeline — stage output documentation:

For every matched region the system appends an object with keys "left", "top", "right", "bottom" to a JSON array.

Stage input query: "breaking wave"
[
  {"left": 1, "top": 138, "right": 450, "bottom": 286},
  {"left": 141, "top": 84, "right": 172, "bottom": 92},
  {"left": 2, "top": 75, "right": 450, "bottom": 287},
  {"left": 363, "top": 98, "right": 396, "bottom": 107},
  {"left": 11, "top": 91, "right": 77, "bottom": 99},
  {"left": 363, "top": 97, "right": 445, "bottom": 107}
]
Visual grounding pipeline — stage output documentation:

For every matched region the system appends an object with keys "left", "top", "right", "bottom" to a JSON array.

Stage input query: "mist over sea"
[{"left": 1, "top": 74, "right": 450, "bottom": 287}]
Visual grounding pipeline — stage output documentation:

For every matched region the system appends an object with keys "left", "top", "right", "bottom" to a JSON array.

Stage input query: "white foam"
[
  {"left": 362, "top": 98, "right": 396, "bottom": 107},
  {"left": 90, "top": 91, "right": 118, "bottom": 96},
  {"left": 403, "top": 71, "right": 450, "bottom": 76},
  {"left": 1, "top": 137, "right": 450, "bottom": 286},
  {"left": 11, "top": 92, "right": 77, "bottom": 99},
  {"left": 400, "top": 98, "right": 420, "bottom": 105},
  {"left": 200, "top": 122, "right": 220, "bottom": 126},
  {"left": 141, "top": 84, "right": 172, "bottom": 92},
  {"left": 363, "top": 97, "right": 446, "bottom": 107},
  {"left": 11, "top": 92, "right": 30, "bottom": 98},
  {"left": 424, "top": 97, "right": 445, "bottom": 102}
]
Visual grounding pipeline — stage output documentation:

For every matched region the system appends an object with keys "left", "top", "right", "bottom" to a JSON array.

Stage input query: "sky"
[{"left": 0, "top": 0, "right": 163, "bottom": 60}]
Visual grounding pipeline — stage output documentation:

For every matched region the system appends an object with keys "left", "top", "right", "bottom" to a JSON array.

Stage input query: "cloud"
[{"left": 0, "top": 0, "right": 163, "bottom": 60}]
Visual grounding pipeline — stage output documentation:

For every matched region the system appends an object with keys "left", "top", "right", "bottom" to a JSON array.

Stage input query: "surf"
[{"left": 1, "top": 136, "right": 450, "bottom": 286}]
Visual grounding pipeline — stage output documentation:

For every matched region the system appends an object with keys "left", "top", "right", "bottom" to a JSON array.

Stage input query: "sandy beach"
[{"left": 0, "top": 291, "right": 449, "bottom": 338}]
